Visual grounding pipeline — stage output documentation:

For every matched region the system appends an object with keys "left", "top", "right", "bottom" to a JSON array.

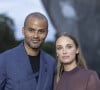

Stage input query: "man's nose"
[{"left": 33, "top": 31, "right": 39, "bottom": 37}]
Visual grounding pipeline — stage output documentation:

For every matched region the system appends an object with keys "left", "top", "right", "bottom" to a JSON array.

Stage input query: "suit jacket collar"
[
  {"left": 18, "top": 42, "right": 49, "bottom": 90},
  {"left": 36, "top": 51, "right": 48, "bottom": 90}
]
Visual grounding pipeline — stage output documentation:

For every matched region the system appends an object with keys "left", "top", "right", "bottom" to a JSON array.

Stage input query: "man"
[{"left": 0, "top": 12, "right": 56, "bottom": 90}]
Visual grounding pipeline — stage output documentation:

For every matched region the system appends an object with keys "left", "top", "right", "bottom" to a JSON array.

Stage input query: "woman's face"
[{"left": 56, "top": 36, "right": 79, "bottom": 65}]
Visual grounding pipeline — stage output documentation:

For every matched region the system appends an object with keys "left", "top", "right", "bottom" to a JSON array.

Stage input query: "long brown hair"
[{"left": 55, "top": 32, "right": 87, "bottom": 84}]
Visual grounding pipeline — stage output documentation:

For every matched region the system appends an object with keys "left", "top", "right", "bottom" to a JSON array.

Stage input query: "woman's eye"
[
  {"left": 57, "top": 47, "right": 62, "bottom": 50},
  {"left": 67, "top": 45, "right": 72, "bottom": 49}
]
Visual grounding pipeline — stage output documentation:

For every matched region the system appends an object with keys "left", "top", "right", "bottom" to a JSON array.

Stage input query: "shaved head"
[{"left": 24, "top": 12, "right": 48, "bottom": 28}]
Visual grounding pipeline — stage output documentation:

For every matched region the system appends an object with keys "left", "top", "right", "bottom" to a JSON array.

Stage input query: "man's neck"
[{"left": 24, "top": 43, "right": 40, "bottom": 56}]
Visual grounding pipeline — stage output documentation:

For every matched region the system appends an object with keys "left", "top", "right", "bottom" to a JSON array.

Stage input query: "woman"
[{"left": 54, "top": 32, "right": 100, "bottom": 90}]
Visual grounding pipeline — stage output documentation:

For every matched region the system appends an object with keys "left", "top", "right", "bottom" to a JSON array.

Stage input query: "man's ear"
[
  {"left": 22, "top": 27, "right": 25, "bottom": 35},
  {"left": 45, "top": 29, "right": 48, "bottom": 38}
]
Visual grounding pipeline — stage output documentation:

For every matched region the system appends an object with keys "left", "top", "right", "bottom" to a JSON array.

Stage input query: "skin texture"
[
  {"left": 56, "top": 36, "right": 79, "bottom": 71},
  {"left": 22, "top": 17, "right": 48, "bottom": 56}
]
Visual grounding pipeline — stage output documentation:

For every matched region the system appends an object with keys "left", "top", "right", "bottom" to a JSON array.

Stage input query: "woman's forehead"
[{"left": 56, "top": 36, "right": 74, "bottom": 44}]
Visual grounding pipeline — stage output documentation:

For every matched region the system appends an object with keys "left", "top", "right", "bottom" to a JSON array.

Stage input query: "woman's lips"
[{"left": 62, "top": 56, "right": 69, "bottom": 59}]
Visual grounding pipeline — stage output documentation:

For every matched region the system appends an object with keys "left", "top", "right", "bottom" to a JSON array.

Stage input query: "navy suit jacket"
[{"left": 0, "top": 43, "right": 56, "bottom": 90}]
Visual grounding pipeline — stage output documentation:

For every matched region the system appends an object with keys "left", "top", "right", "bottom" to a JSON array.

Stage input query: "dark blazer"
[{"left": 0, "top": 43, "right": 56, "bottom": 90}]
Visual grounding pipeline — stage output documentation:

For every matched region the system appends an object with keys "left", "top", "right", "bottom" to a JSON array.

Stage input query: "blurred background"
[{"left": 0, "top": 0, "right": 100, "bottom": 77}]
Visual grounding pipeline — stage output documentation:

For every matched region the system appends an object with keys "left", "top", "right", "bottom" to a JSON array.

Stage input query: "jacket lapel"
[
  {"left": 36, "top": 51, "right": 48, "bottom": 90},
  {"left": 16, "top": 43, "right": 37, "bottom": 88},
  {"left": 17, "top": 43, "right": 34, "bottom": 76}
]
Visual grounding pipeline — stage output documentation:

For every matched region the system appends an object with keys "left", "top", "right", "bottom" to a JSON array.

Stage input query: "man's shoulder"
[
  {"left": 40, "top": 50, "right": 56, "bottom": 72},
  {"left": 0, "top": 42, "right": 23, "bottom": 55},
  {"left": 41, "top": 50, "right": 55, "bottom": 59},
  {"left": 40, "top": 50, "right": 56, "bottom": 63}
]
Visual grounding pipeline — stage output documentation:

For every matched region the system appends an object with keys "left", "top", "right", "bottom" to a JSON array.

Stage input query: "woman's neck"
[{"left": 64, "top": 61, "right": 77, "bottom": 71}]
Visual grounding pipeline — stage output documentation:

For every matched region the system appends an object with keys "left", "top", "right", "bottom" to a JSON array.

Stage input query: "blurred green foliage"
[
  {"left": 0, "top": 14, "right": 20, "bottom": 53},
  {"left": 42, "top": 41, "right": 56, "bottom": 58}
]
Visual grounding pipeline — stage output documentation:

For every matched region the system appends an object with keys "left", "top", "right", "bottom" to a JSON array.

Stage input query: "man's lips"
[{"left": 32, "top": 39, "right": 40, "bottom": 43}]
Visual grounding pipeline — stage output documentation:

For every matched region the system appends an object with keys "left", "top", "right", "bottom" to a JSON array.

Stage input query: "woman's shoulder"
[
  {"left": 83, "top": 68, "right": 100, "bottom": 89},
  {"left": 79, "top": 67, "right": 99, "bottom": 78}
]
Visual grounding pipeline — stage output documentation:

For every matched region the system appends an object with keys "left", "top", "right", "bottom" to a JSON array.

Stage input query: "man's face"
[{"left": 22, "top": 17, "right": 48, "bottom": 49}]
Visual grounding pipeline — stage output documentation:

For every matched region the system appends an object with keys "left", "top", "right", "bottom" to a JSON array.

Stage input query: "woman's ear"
[
  {"left": 56, "top": 54, "right": 58, "bottom": 57},
  {"left": 76, "top": 48, "right": 79, "bottom": 54}
]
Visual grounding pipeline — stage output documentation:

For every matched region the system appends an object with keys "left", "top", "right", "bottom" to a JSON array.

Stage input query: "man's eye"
[
  {"left": 39, "top": 30, "right": 46, "bottom": 33},
  {"left": 28, "top": 29, "right": 35, "bottom": 32}
]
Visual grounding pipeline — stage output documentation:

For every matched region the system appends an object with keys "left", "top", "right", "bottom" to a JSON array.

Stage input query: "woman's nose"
[{"left": 62, "top": 49, "right": 67, "bottom": 54}]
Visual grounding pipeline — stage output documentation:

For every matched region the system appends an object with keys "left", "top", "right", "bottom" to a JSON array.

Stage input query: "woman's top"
[{"left": 56, "top": 66, "right": 100, "bottom": 90}]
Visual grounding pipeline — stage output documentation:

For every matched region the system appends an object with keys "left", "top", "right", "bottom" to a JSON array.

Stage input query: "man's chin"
[
  {"left": 31, "top": 45, "right": 41, "bottom": 49},
  {"left": 30, "top": 42, "right": 42, "bottom": 49}
]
